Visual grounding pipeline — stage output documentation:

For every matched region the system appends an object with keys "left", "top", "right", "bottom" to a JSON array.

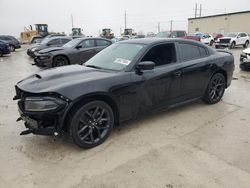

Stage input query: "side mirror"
[
  {"left": 136, "top": 61, "right": 155, "bottom": 74},
  {"left": 76, "top": 45, "right": 81, "bottom": 49}
]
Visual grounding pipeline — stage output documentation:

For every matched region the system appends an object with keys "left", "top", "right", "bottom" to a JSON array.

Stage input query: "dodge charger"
[{"left": 14, "top": 38, "right": 234, "bottom": 149}]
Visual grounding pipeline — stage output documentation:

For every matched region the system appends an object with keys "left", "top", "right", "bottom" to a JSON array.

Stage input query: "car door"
[
  {"left": 95, "top": 39, "right": 112, "bottom": 53},
  {"left": 130, "top": 42, "right": 183, "bottom": 116},
  {"left": 177, "top": 42, "right": 211, "bottom": 100},
  {"left": 240, "top": 33, "right": 248, "bottom": 45},
  {"left": 77, "top": 39, "right": 96, "bottom": 63}
]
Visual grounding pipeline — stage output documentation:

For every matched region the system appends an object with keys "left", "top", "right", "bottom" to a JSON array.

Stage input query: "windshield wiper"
[{"left": 85, "top": 65, "right": 102, "bottom": 69}]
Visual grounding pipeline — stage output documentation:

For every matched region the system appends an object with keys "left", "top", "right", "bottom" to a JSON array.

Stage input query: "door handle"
[{"left": 174, "top": 71, "right": 182, "bottom": 77}]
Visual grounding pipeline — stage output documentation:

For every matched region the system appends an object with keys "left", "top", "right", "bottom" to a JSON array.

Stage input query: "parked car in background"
[
  {"left": 195, "top": 33, "right": 214, "bottom": 46},
  {"left": 27, "top": 36, "right": 72, "bottom": 58},
  {"left": 215, "top": 32, "right": 249, "bottom": 49},
  {"left": 14, "top": 38, "right": 235, "bottom": 148},
  {"left": 0, "top": 35, "right": 21, "bottom": 52},
  {"left": 31, "top": 34, "right": 66, "bottom": 44},
  {"left": 240, "top": 48, "right": 250, "bottom": 71},
  {"left": 213, "top": 33, "right": 223, "bottom": 42},
  {"left": 156, "top": 30, "right": 187, "bottom": 38},
  {"left": 146, "top": 32, "right": 156, "bottom": 38},
  {"left": 0, "top": 40, "right": 11, "bottom": 57},
  {"left": 34, "top": 37, "right": 112, "bottom": 68}
]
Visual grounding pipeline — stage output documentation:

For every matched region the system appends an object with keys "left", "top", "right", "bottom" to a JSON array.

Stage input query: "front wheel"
[
  {"left": 203, "top": 73, "right": 226, "bottom": 104},
  {"left": 230, "top": 41, "right": 236, "bottom": 49},
  {"left": 209, "top": 40, "right": 214, "bottom": 46},
  {"left": 52, "top": 56, "right": 69, "bottom": 67},
  {"left": 69, "top": 101, "right": 114, "bottom": 149},
  {"left": 244, "top": 41, "right": 249, "bottom": 48},
  {"left": 10, "top": 45, "right": 15, "bottom": 52}
]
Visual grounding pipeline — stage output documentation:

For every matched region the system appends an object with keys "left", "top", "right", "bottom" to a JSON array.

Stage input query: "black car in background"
[
  {"left": 14, "top": 38, "right": 234, "bottom": 149},
  {"left": 0, "top": 40, "right": 11, "bottom": 56},
  {"left": 34, "top": 37, "right": 112, "bottom": 68},
  {"left": 0, "top": 35, "right": 21, "bottom": 52},
  {"left": 27, "top": 36, "right": 72, "bottom": 58}
]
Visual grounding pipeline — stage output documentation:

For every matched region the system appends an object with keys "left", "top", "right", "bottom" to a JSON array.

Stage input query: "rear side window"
[
  {"left": 61, "top": 38, "right": 71, "bottom": 44},
  {"left": 48, "top": 39, "right": 60, "bottom": 45},
  {"left": 179, "top": 43, "right": 201, "bottom": 61},
  {"left": 96, "top": 40, "right": 111, "bottom": 47},
  {"left": 199, "top": 46, "right": 208, "bottom": 57},
  {"left": 141, "top": 43, "right": 176, "bottom": 66},
  {"left": 240, "top": 33, "right": 247, "bottom": 37}
]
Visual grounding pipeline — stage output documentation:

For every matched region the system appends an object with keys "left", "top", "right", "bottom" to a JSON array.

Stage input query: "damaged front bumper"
[{"left": 14, "top": 87, "right": 70, "bottom": 136}]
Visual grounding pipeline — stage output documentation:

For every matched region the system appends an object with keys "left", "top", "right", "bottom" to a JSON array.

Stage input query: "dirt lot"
[{"left": 0, "top": 46, "right": 250, "bottom": 188}]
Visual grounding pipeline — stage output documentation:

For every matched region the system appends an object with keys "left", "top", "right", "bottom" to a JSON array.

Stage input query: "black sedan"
[
  {"left": 27, "top": 36, "right": 72, "bottom": 58},
  {"left": 14, "top": 38, "right": 234, "bottom": 149},
  {"left": 0, "top": 35, "right": 21, "bottom": 52},
  {"left": 34, "top": 38, "right": 112, "bottom": 68}
]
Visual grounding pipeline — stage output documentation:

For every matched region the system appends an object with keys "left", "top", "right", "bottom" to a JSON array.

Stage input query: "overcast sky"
[{"left": 0, "top": 0, "right": 250, "bottom": 38}]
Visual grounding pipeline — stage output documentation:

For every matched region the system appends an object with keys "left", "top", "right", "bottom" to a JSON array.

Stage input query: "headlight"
[
  {"left": 38, "top": 55, "right": 50, "bottom": 60},
  {"left": 31, "top": 48, "right": 37, "bottom": 52},
  {"left": 24, "top": 97, "right": 66, "bottom": 112}
]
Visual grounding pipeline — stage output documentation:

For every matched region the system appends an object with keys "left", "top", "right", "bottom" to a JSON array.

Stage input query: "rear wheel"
[
  {"left": 244, "top": 40, "right": 249, "bottom": 48},
  {"left": 69, "top": 101, "right": 114, "bottom": 149},
  {"left": 0, "top": 50, "right": 3, "bottom": 57},
  {"left": 203, "top": 73, "right": 226, "bottom": 104},
  {"left": 52, "top": 56, "right": 69, "bottom": 67}
]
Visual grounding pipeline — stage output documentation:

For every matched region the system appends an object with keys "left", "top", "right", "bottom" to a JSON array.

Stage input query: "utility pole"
[
  {"left": 195, "top": 3, "right": 198, "bottom": 18},
  {"left": 125, "top": 11, "right": 127, "bottom": 29},
  {"left": 71, "top": 14, "right": 74, "bottom": 28},
  {"left": 157, "top": 22, "right": 161, "bottom": 33},
  {"left": 199, "top": 4, "right": 202, "bottom": 17},
  {"left": 170, "top": 20, "right": 173, "bottom": 32}
]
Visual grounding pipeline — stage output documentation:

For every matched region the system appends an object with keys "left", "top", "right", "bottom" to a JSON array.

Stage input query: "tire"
[
  {"left": 10, "top": 45, "right": 15, "bottom": 52},
  {"left": 52, "top": 56, "right": 69, "bottom": 67},
  {"left": 209, "top": 40, "right": 214, "bottom": 46},
  {"left": 215, "top": 45, "right": 219, "bottom": 49},
  {"left": 203, "top": 73, "right": 226, "bottom": 104},
  {"left": 0, "top": 50, "right": 3, "bottom": 57},
  {"left": 69, "top": 101, "right": 114, "bottom": 149},
  {"left": 230, "top": 41, "right": 236, "bottom": 49},
  {"left": 243, "top": 40, "right": 249, "bottom": 48}
]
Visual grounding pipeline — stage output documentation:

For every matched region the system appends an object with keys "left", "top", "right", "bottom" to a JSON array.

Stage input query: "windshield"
[
  {"left": 156, "top": 31, "right": 171, "bottom": 38},
  {"left": 85, "top": 43, "right": 144, "bottom": 71},
  {"left": 40, "top": 37, "right": 51, "bottom": 45},
  {"left": 224, "top": 32, "right": 237, "bottom": 37},
  {"left": 63, "top": 38, "right": 82, "bottom": 48}
]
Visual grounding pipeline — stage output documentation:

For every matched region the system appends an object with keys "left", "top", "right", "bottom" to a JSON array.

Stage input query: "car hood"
[
  {"left": 219, "top": 37, "right": 233, "bottom": 40},
  {"left": 243, "top": 48, "right": 250, "bottom": 54},
  {"left": 16, "top": 65, "right": 117, "bottom": 98},
  {"left": 38, "top": 47, "right": 65, "bottom": 54}
]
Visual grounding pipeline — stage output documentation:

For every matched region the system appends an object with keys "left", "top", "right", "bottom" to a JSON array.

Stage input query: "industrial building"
[{"left": 188, "top": 10, "right": 250, "bottom": 35}]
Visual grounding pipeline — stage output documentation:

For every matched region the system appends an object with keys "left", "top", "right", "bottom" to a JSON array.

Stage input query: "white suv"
[{"left": 215, "top": 32, "right": 249, "bottom": 49}]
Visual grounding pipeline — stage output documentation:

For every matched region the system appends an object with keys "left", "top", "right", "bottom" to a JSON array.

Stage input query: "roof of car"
[{"left": 119, "top": 38, "right": 201, "bottom": 45}]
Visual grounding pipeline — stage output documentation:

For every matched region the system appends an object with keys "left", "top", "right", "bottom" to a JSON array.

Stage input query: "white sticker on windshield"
[{"left": 114, "top": 58, "right": 131, "bottom": 65}]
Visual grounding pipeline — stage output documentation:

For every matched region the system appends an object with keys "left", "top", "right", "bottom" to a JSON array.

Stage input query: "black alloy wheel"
[
  {"left": 69, "top": 101, "right": 114, "bottom": 149},
  {"left": 52, "top": 56, "right": 69, "bottom": 67},
  {"left": 203, "top": 73, "right": 226, "bottom": 104}
]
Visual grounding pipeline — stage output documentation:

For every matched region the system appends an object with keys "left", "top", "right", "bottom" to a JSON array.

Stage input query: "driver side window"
[{"left": 141, "top": 43, "right": 176, "bottom": 67}]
